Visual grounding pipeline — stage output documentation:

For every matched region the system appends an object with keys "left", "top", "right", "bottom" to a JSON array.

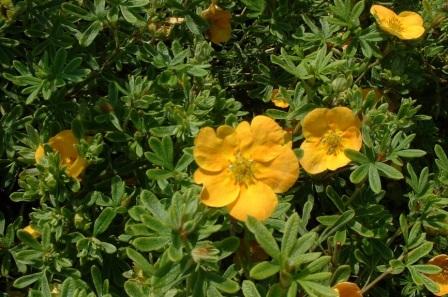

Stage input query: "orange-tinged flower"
[
  {"left": 23, "top": 225, "right": 40, "bottom": 238},
  {"left": 427, "top": 254, "right": 448, "bottom": 296},
  {"left": 333, "top": 282, "right": 363, "bottom": 297},
  {"left": 370, "top": 4, "right": 425, "bottom": 40},
  {"left": 299, "top": 107, "right": 362, "bottom": 174},
  {"left": 193, "top": 116, "right": 299, "bottom": 221},
  {"left": 35, "top": 130, "right": 87, "bottom": 179},
  {"left": 201, "top": 2, "right": 231, "bottom": 44},
  {"left": 271, "top": 89, "right": 289, "bottom": 108}
]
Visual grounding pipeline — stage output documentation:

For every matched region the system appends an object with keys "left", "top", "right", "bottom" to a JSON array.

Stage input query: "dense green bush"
[{"left": 1, "top": 0, "right": 448, "bottom": 296}]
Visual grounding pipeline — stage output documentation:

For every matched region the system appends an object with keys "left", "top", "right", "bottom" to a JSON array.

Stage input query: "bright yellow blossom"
[
  {"left": 35, "top": 130, "right": 87, "bottom": 179},
  {"left": 299, "top": 107, "right": 362, "bottom": 174},
  {"left": 271, "top": 89, "right": 289, "bottom": 108},
  {"left": 201, "top": 2, "right": 231, "bottom": 44},
  {"left": 193, "top": 116, "right": 299, "bottom": 221},
  {"left": 370, "top": 4, "right": 425, "bottom": 40},
  {"left": 334, "top": 282, "right": 363, "bottom": 297},
  {"left": 427, "top": 254, "right": 448, "bottom": 296},
  {"left": 23, "top": 225, "right": 40, "bottom": 238}
]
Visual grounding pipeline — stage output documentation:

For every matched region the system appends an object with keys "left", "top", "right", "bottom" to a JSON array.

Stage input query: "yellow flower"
[
  {"left": 22, "top": 225, "right": 40, "bottom": 238},
  {"left": 427, "top": 254, "right": 448, "bottom": 296},
  {"left": 299, "top": 107, "right": 362, "bottom": 174},
  {"left": 370, "top": 4, "right": 425, "bottom": 40},
  {"left": 201, "top": 2, "right": 231, "bottom": 44},
  {"left": 193, "top": 116, "right": 299, "bottom": 221},
  {"left": 271, "top": 89, "right": 289, "bottom": 108},
  {"left": 333, "top": 282, "right": 363, "bottom": 297},
  {"left": 35, "top": 130, "right": 87, "bottom": 179}
]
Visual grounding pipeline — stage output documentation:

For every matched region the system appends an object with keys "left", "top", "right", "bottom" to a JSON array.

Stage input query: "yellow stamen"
[
  {"left": 229, "top": 153, "right": 254, "bottom": 184},
  {"left": 321, "top": 130, "right": 343, "bottom": 155},
  {"left": 386, "top": 17, "right": 403, "bottom": 32}
]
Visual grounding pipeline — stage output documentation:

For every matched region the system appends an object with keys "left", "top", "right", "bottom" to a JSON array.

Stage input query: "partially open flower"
[
  {"left": 370, "top": 4, "right": 425, "bottom": 40},
  {"left": 201, "top": 2, "right": 231, "bottom": 44},
  {"left": 427, "top": 254, "right": 448, "bottom": 296},
  {"left": 23, "top": 225, "right": 40, "bottom": 238},
  {"left": 299, "top": 107, "right": 362, "bottom": 174},
  {"left": 334, "top": 282, "right": 363, "bottom": 297},
  {"left": 271, "top": 89, "right": 289, "bottom": 108},
  {"left": 194, "top": 116, "right": 299, "bottom": 221},
  {"left": 35, "top": 130, "right": 87, "bottom": 179}
]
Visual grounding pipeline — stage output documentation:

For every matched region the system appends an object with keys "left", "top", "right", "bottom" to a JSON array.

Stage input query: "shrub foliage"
[{"left": 1, "top": 0, "right": 448, "bottom": 296}]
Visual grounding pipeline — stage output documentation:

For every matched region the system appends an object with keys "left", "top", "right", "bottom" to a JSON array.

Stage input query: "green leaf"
[
  {"left": 319, "top": 210, "right": 355, "bottom": 243},
  {"left": 78, "top": 21, "right": 102, "bottom": 47},
  {"left": 207, "top": 286, "right": 224, "bottom": 297},
  {"left": 111, "top": 176, "right": 125, "bottom": 205},
  {"left": 344, "top": 149, "right": 369, "bottom": 163},
  {"left": 93, "top": 207, "right": 117, "bottom": 236},
  {"left": 242, "top": 280, "right": 261, "bottom": 297},
  {"left": 17, "top": 230, "right": 42, "bottom": 251},
  {"left": 376, "top": 162, "right": 403, "bottom": 180},
  {"left": 249, "top": 261, "right": 280, "bottom": 280},
  {"left": 13, "top": 272, "right": 42, "bottom": 288},
  {"left": 290, "top": 232, "right": 317, "bottom": 262},
  {"left": 281, "top": 213, "right": 299, "bottom": 257},
  {"left": 368, "top": 164, "right": 381, "bottom": 193},
  {"left": 140, "top": 190, "right": 168, "bottom": 221},
  {"left": 350, "top": 164, "right": 369, "bottom": 184},
  {"left": 246, "top": 216, "right": 280, "bottom": 259},
  {"left": 185, "top": 14, "right": 202, "bottom": 36},
  {"left": 406, "top": 242, "right": 433, "bottom": 265},
  {"left": 124, "top": 281, "right": 146, "bottom": 297},
  {"left": 62, "top": 3, "right": 94, "bottom": 20},
  {"left": 126, "top": 248, "right": 155, "bottom": 276},
  {"left": 331, "top": 265, "right": 351, "bottom": 284},
  {"left": 132, "top": 236, "right": 170, "bottom": 251},
  {"left": 120, "top": 5, "right": 138, "bottom": 24},
  {"left": 209, "top": 274, "right": 240, "bottom": 294},
  {"left": 298, "top": 280, "right": 338, "bottom": 297},
  {"left": 396, "top": 149, "right": 426, "bottom": 158},
  {"left": 412, "top": 264, "right": 441, "bottom": 274},
  {"left": 91, "top": 265, "right": 103, "bottom": 296},
  {"left": 240, "top": 0, "right": 266, "bottom": 17}
]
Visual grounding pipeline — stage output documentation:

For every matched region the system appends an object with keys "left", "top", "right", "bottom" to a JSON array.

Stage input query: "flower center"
[
  {"left": 386, "top": 17, "right": 403, "bottom": 32},
  {"left": 321, "top": 130, "right": 343, "bottom": 155},
  {"left": 229, "top": 153, "right": 254, "bottom": 184}
]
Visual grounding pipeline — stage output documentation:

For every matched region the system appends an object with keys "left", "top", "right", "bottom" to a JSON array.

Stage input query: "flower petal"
[
  {"left": 333, "top": 282, "right": 362, "bottom": 297},
  {"left": 35, "top": 145, "right": 45, "bottom": 163},
  {"left": 302, "top": 108, "right": 330, "bottom": 138},
  {"left": 428, "top": 254, "right": 448, "bottom": 296},
  {"left": 48, "top": 130, "right": 79, "bottom": 161},
  {"left": 202, "top": 3, "right": 231, "bottom": 44},
  {"left": 67, "top": 157, "right": 88, "bottom": 179},
  {"left": 398, "top": 11, "right": 424, "bottom": 26},
  {"left": 194, "top": 126, "right": 237, "bottom": 172},
  {"left": 341, "top": 126, "right": 363, "bottom": 151},
  {"left": 227, "top": 182, "right": 278, "bottom": 221},
  {"left": 327, "top": 107, "right": 361, "bottom": 131},
  {"left": 370, "top": 4, "right": 397, "bottom": 22},
  {"left": 399, "top": 25, "right": 425, "bottom": 40},
  {"left": 237, "top": 116, "right": 286, "bottom": 162},
  {"left": 194, "top": 168, "right": 239, "bottom": 207},
  {"left": 326, "top": 151, "right": 351, "bottom": 171},
  {"left": 253, "top": 145, "right": 299, "bottom": 193},
  {"left": 299, "top": 139, "right": 329, "bottom": 174}
]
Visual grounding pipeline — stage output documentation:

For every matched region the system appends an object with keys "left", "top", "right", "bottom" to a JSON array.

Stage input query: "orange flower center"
[
  {"left": 321, "top": 130, "right": 343, "bottom": 155},
  {"left": 386, "top": 17, "right": 403, "bottom": 32},
  {"left": 229, "top": 153, "right": 254, "bottom": 184}
]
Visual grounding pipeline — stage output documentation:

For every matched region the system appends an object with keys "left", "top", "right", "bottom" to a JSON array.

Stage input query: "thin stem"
[{"left": 361, "top": 268, "right": 392, "bottom": 294}]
